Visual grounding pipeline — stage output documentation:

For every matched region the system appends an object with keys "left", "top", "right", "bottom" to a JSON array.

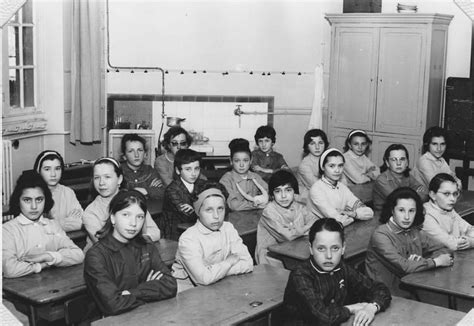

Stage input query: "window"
[{"left": 2, "top": 0, "right": 46, "bottom": 136}]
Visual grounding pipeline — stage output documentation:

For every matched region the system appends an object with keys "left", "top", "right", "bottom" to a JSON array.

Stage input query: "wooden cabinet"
[{"left": 326, "top": 14, "right": 452, "bottom": 165}]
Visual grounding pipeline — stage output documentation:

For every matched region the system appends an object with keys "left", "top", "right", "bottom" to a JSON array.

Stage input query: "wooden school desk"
[
  {"left": 341, "top": 296, "right": 465, "bottom": 326},
  {"left": 2, "top": 239, "right": 178, "bottom": 325},
  {"left": 268, "top": 217, "right": 380, "bottom": 269},
  {"left": 92, "top": 264, "right": 290, "bottom": 325},
  {"left": 401, "top": 249, "right": 474, "bottom": 310},
  {"left": 456, "top": 190, "right": 474, "bottom": 219}
]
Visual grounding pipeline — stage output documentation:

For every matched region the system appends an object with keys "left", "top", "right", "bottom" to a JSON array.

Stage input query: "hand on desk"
[
  {"left": 345, "top": 302, "right": 377, "bottom": 326},
  {"left": 433, "top": 253, "right": 454, "bottom": 267},
  {"left": 408, "top": 254, "right": 422, "bottom": 261}
]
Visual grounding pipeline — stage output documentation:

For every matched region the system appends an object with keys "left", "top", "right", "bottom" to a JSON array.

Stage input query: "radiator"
[{"left": 2, "top": 140, "right": 14, "bottom": 213}]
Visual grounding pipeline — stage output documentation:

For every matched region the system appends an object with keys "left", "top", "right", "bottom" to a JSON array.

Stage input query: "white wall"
[
  {"left": 106, "top": 0, "right": 471, "bottom": 168},
  {"left": 107, "top": 0, "right": 342, "bottom": 167}
]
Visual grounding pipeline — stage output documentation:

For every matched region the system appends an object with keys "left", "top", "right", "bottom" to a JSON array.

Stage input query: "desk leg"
[
  {"left": 448, "top": 295, "right": 457, "bottom": 310},
  {"left": 28, "top": 305, "right": 39, "bottom": 326}
]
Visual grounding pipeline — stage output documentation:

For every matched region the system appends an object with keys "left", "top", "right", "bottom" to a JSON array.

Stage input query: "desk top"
[
  {"left": 146, "top": 198, "right": 163, "bottom": 217},
  {"left": 227, "top": 209, "right": 262, "bottom": 236},
  {"left": 93, "top": 264, "right": 289, "bottom": 326},
  {"left": 401, "top": 249, "right": 474, "bottom": 299},
  {"left": 347, "top": 182, "right": 374, "bottom": 204},
  {"left": 456, "top": 190, "right": 474, "bottom": 217},
  {"left": 341, "top": 296, "right": 465, "bottom": 326},
  {"left": 2, "top": 239, "right": 178, "bottom": 305},
  {"left": 268, "top": 217, "right": 380, "bottom": 261}
]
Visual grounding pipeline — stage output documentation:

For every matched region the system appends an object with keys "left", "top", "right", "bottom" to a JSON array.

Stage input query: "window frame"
[{"left": 2, "top": 0, "right": 46, "bottom": 137}]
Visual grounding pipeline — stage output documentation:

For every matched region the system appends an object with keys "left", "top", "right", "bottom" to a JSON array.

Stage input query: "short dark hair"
[
  {"left": 428, "top": 173, "right": 457, "bottom": 193},
  {"left": 303, "top": 129, "right": 329, "bottom": 156},
  {"left": 174, "top": 149, "right": 202, "bottom": 171},
  {"left": 254, "top": 125, "right": 276, "bottom": 143},
  {"left": 229, "top": 138, "right": 251, "bottom": 159},
  {"left": 380, "top": 187, "right": 424, "bottom": 227},
  {"left": 308, "top": 218, "right": 343, "bottom": 245},
  {"left": 121, "top": 133, "right": 147, "bottom": 155},
  {"left": 33, "top": 150, "right": 65, "bottom": 174},
  {"left": 96, "top": 190, "right": 150, "bottom": 243},
  {"left": 319, "top": 150, "right": 345, "bottom": 176},
  {"left": 268, "top": 170, "right": 299, "bottom": 197},
  {"left": 162, "top": 127, "right": 193, "bottom": 152},
  {"left": 380, "top": 144, "right": 410, "bottom": 176},
  {"left": 9, "top": 170, "right": 54, "bottom": 217},
  {"left": 343, "top": 130, "right": 372, "bottom": 153},
  {"left": 422, "top": 126, "right": 448, "bottom": 153}
]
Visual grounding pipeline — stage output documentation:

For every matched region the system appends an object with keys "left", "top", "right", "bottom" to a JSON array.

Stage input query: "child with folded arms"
[
  {"left": 172, "top": 183, "right": 253, "bottom": 292},
  {"left": 33, "top": 150, "right": 83, "bottom": 232},
  {"left": 373, "top": 144, "right": 427, "bottom": 212},
  {"left": 307, "top": 148, "right": 373, "bottom": 227},
  {"left": 343, "top": 129, "right": 379, "bottom": 185},
  {"left": 120, "top": 133, "right": 164, "bottom": 199},
  {"left": 255, "top": 170, "right": 315, "bottom": 266},
  {"left": 84, "top": 190, "right": 176, "bottom": 316},
  {"left": 3, "top": 171, "right": 84, "bottom": 278},
  {"left": 283, "top": 218, "right": 391, "bottom": 325},
  {"left": 423, "top": 173, "right": 474, "bottom": 251},
  {"left": 251, "top": 125, "right": 289, "bottom": 182},
  {"left": 365, "top": 187, "right": 452, "bottom": 297},
  {"left": 220, "top": 138, "right": 269, "bottom": 211},
  {"left": 161, "top": 149, "right": 207, "bottom": 240}
]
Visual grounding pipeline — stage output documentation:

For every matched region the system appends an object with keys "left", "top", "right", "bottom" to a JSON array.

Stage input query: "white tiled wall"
[{"left": 152, "top": 102, "right": 268, "bottom": 156}]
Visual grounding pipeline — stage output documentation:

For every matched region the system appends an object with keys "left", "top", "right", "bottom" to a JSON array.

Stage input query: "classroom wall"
[
  {"left": 106, "top": 0, "right": 472, "bottom": 169},
  {"left": 106, "top": 0, "right": 343, "bottom": 168}
]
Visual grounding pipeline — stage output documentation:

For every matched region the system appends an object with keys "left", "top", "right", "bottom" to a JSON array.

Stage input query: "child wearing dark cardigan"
[{"left": 283, "top": 218, "right": 391, "bottom": 325}]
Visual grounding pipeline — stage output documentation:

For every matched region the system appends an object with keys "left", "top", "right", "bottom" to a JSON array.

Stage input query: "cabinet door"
[
  {"left": 375, "top": 28, "right": 426, "bottom": 135},
  {"left": 328, "top": 27, "right": 378, "bottom": 131}
]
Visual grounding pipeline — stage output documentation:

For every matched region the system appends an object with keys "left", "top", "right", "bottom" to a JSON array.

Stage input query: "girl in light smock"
[
  {"left": 33, "top": 150, "right": 83, "bottom": 232},
  {"left": 423, "top": 173, "right": 474, "bottom": 251},
  {"left": 413, "top": 126, "right": 462, "bottom": 189},
  {"left": 256, "top": 170, "right": 315, "bottom": 266},
  {"left": 83, "top": 158, "right": 160, "bottom": 251},
  {"left": 219, "top": 138, "right": 269, "bottom": 211},
  {"left": 365, "top": 187, "right": 452, "bottom": 297},
  {"left": 307, "top": 148, "right": 374, "bottom": 227},
  {"left": 342, "top": 130, "right": 379, "bottom": 185},
  {"left": 3, "top": 171, "right": 84, "bottom": 278}
]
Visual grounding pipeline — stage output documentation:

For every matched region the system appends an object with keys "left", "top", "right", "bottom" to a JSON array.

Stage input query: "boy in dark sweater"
[
  {"left": 161, "top": 149, "right": 206, "bottom": 240},
  {"left": 283, "top": 218, "right": 391, "bottom": 326}
]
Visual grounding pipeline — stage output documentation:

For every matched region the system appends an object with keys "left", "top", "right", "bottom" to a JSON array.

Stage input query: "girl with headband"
[
  {"left": 84, "top": 190, "right": 177, "bottom": 316},
  {"left": 33, "top": 150, "right": 83, "bottom": 232},
  {"left": 83, "top": 157, "right": 161, "bottom": 251},
  {"left": 307, "top": 148, "right": 374, "bottom": 227},
  {"left": 343, "top": 130, "right": 379, "bottom": 185},
  {"left": 172, "top": 182, "right": 253, "bottom": 292}
]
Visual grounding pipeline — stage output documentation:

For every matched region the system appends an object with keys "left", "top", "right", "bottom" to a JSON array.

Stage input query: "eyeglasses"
[
  {"left": 388, "top": 157, "right": 407, "bottom": 163},
  {"left": 437, "top": 191, "right": 460, "bottom": 198},
  {"left": 170, "top": 141, "right": 188, "bottom": 147}
]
